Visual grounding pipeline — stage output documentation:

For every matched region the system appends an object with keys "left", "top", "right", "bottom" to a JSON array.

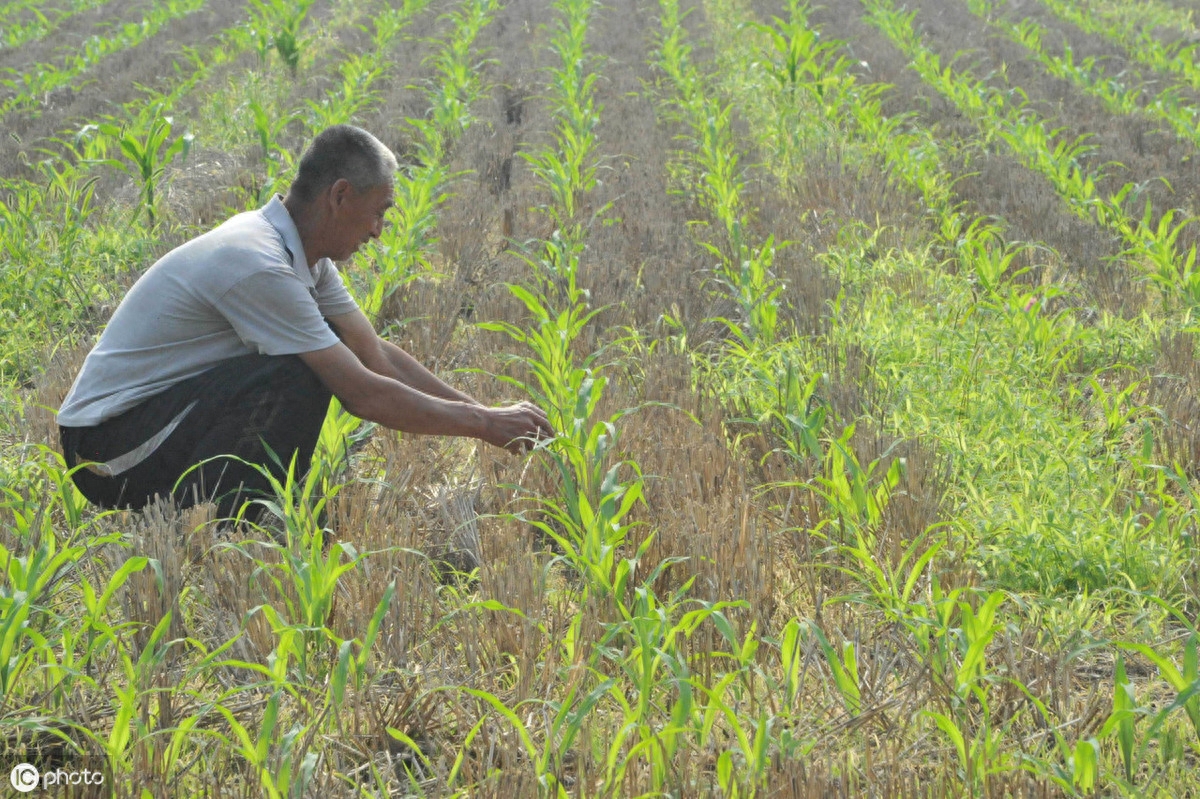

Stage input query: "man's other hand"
[{"left": 483, "top": 401, "right": 554, "bottom": 454}]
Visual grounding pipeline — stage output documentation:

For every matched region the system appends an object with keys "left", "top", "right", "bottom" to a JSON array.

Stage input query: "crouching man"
[{"left": 57, "top": 124, "right": 552, "bottom": 519}]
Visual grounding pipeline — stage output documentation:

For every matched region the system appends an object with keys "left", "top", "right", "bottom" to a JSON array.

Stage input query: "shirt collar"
[{"left": 261, "top": 195, "right": 313, "bottom": 287}]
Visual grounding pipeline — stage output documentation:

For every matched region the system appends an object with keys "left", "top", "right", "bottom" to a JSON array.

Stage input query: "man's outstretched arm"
[
  {"left": 301, "top": 325, "right": 552, "bottom": 453},
  {"left": 327, "top": 309, "right": 476, "bottom": 404}
]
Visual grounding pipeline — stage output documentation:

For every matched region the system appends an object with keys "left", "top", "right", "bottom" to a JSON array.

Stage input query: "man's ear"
[{"left": 329, "top": 178, "right": 354, "bottom": 209}]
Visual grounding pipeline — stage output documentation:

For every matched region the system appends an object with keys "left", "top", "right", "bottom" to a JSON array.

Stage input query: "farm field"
[{"left": 3, "top": 0, "right": 1200, "bottom": 793}]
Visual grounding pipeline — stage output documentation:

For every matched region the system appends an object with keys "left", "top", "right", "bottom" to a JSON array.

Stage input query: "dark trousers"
[{"left": 60, "top": 355, "right": 332, "bottom": 520}]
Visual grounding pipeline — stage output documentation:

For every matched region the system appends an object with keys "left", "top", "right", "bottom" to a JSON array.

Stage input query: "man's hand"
[{"left": 482, "top": 401, "right": 555, "bottom": 454}]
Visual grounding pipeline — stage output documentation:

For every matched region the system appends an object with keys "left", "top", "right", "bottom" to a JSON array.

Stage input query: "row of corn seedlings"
[
  {"left": 623, "top": 1, "right": 856, "bottom": 792},
  {"left": 0, "top": 0, "right": 117, "bottom": 50},
  {"left": 704, "top": 0, "right": 1200, "bottom": 792},
  {"left": 971, "top": 0, "right": 1143, "bottom": 114},
  {"left": 478, "top": 0, "right": 635, "bottom": 610},
  {"left": 861, "top": 0, "right": 1200, "bottom": 310},
  {"left": 0, "top": 0, "right": 209, "bottom": 120},
  {"left": 650, "top": 0, "right": 782, "bottom": 346},
  {"left": 496, "top": 0, "right": 642, "bottom": 606},
  {"left": 412, "top": 0, "right": 645, "bottom": 787},
  {"left": 1036, "top": 0, "right": 1200, "bottom": 92},
  {"left": 965, "top": 0, "right": 1200, "bottom": 161},
  {"left": 461, "top": 0, "right": 780, "bottom": 791}
]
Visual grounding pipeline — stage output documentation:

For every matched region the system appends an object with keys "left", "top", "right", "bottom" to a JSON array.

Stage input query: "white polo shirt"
[{"left": 58, "top": 197, "right": 358, "bottom": 427}]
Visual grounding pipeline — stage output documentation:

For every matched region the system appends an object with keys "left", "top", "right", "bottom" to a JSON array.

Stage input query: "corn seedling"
[
  {"left": 91, "top": 114, "right": 194, "bottom": 227},
  {"left": 249, "top": 0, "right": 316, "bottom": 75}
]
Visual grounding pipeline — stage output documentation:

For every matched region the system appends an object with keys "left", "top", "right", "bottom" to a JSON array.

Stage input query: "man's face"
[{"left": 332, "top": 181, "right": 394, "bottom": 261}]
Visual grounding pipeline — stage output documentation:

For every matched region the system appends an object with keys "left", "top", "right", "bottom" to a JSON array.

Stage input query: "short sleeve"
[
  {"left": 214, "top": 269, "right": 341, "bottom": 355},
  {"left": 312, "top": 258, "right": 359, "bottom": 318}
]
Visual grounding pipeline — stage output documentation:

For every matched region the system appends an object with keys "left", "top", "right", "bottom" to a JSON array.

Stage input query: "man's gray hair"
[{"left": 290, "top": 125, "right": 398, "bottom": 203}]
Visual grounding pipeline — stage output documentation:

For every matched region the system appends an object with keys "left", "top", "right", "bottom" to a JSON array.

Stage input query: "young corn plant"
[
  {"left": 248, "top": 0, "right": 316, "bottom": 75},
  {"left": 1099, "top": 652, "right": 1141, "bottom": 786},
  {"left": 223, "top": 453, "right": 376, "bottom": 684},
  {"left": 91, "top": 113, "right": 194, "bottom": 227},
  {"left": 908, "top": 590, "right": 1013, "bottom": 795},
  {"left": 246, "top": 100, "right": 296, "bottom": 205},
  {"left": 600, "top": 588, "right": 760, "bottom": 793},
  {"left": 209, "top": 624, "right": 320, "bottom": 799},
  {"left": 0, "top": 526, "right": 87, "bottom": 695},
  {"left": 483, "top": 239, "right": 646, "bottom": 603},
  {"left": 1118, "top": 203, "right": 1200, "bottom": 309}
]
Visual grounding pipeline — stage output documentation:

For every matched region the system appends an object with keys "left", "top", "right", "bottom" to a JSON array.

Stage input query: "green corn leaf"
[{"left": 1114, "top": 653, "right": 1136, "bottom": 782}]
